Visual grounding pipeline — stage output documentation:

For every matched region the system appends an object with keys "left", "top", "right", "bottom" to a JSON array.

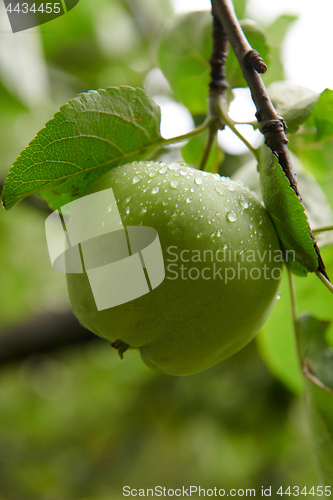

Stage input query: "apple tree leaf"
[
  {"left": 310, "top": 88, "right": 333, "bottom": 140},
  {"left": 298, "top": 314, "right": 333, "bottom": 483},
  {"left": 157, "top": 12, "right": 269, "bottom": 115},
  {"left": 2, "top": 86, "right": 162, "bottom": 210},
  {"left": 157, "top": 11, "right": 212, "bottom": 116},
  {"left": 258, "top": 145, "right": 318, "bottom": 276},
  {"left": 268, "top": 81, "right": 319, "bottom": 134},
  {"left": 263, "top": 15, "right": 298, "bottom": 85}
]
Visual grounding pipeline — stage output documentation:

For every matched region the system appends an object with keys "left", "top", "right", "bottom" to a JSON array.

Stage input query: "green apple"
[{"left": 66, "top": 161, "right": 283, "bottom": 376}]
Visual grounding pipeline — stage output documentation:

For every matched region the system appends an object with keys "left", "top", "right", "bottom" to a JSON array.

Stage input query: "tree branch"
[
  {"left": 210, "top": 0, "right": 328, "bottom": 280},
  {"left": 0, "top": 311, "right": 101, "bottom": 366},
  {"left": 209, "top": 15, "right": 229, "bottom": 97}
]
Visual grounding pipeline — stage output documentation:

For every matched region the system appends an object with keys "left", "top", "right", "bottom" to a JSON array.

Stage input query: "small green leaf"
[
  {"left": 233, "top": 152, "right": 333, "bottom": 232},
  {"left": 298, "top": 314, "right": 333, "bottom": 483},
  {"left": 299, "top": 314, "right": 333, "bottom": 391},
  {"left": 2, "top": 87, "right": 162, "bottom": 210},
  {"left": 268, "top": 81, "right": 319, "bottom": 134},
  {"left": 157, "top": 13, "right": 269, "bottom": 114},
  {"left": 181, "top": 133, "right": 224, "bottom": 173},
  {"left": 263, "top": 15, "right": 298, "bottom": 85},
  {"left": 257, "top": 271, "right": 303, "bottom": 394},
  {"left": 258, "top": 145, "right": 318, "bottom": 276},
  {"left": 157, "top": 11, "right": 212, "bottom": 116},
  {"left": 311, "top": 89, "right": 333, "bottom": 140}
]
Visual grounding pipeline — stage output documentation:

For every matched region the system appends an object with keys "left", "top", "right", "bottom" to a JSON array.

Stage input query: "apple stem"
[{"left": 199, "top": 125, "right": 219, "bottom": 171}]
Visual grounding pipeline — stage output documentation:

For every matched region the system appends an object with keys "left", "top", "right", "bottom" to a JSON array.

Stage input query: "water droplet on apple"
[
  {"left": 195, "top": 177, "right": 203, "bottom": 185},
  {"left": 133, "top": 175, "right": 142, "bottom": 184},
  {"left": 170, "top": 180, "right": 178, "bottom": 189},
  {"left": 239, "top": 198, "right": 249, "bottom": 209},
  {"left": 227, "top": 211, "right": 237, "bottom": 222},
  {"left": 151, "top": 187, "right": 159, "bottom": 194}
]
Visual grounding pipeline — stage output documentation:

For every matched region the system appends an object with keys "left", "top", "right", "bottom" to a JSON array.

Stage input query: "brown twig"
[
  {"left": 0, "top": 311, "right": 99, "bottom": 366},
  {"left": 210, "top": 0, "right": 328, "bottom": 279},
  {"left": 209, "top": 15, "right": 229, "bottom": 97}
]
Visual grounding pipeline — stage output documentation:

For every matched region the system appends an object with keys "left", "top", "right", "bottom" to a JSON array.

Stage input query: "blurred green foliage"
[{"left": 0, "top": 0, "right": 332, "bottom": 497}]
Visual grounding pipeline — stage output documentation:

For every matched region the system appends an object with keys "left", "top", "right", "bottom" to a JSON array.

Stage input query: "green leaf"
[
  {"left": 300, "top": 314, "right": 333, "bottom": 391},
  {"left": 181, "top": 132, "right": 224, "bottom": 173},
  {"left": 268, "top": 81, "right": 319, "bottom": 134},
  {"left": 157, "top": 13, "right": 269, "bottom": 114},
  {"left": 298, "top": 314, "right": 333, "bottom": 483},
  {"left": 157, "top": 11, "right": 212, "bottom": 116},
  {"left": 257, "top": 244, "right": 333, "bottom": 394},
  {"left": 2, "top": 87, "right": 162, "bottom": 210},
  {"left": 233, "top": 152, "right": 333, "bottom": 232},
  {"left": 263, "top": 15, "right": 298, "bottom": 85},
  {"left": 310, "top": 89, "right": 333, "bottom": 140},
  {"left": 258, "top": 145, "right": 318, "bottom": 276},
  {"left": 257, "top": 271, "right": 303, "bottom": 394},
  {"left": 233, "top": 0, "right": 247, "bottom": 19}
]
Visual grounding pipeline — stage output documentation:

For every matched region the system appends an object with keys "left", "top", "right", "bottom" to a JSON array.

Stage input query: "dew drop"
[
  {"left": 148, "top": 172, "right": 156, "bottom": 178},
  {"left": 195, "top": 177, "right": 203, "bottom": 185},
  {"left": 159, "top": 167, "right": 167, "bottom": 174},
  {"left": 217, "top": 229, "right": 222, "bottom": 238},
  {"left": 190, "top": 188, "right": 194, "bottom": 193},
  {"left": 133, "top": 175, "right": 142, "bottom": 184},
  {"left": 212, "top": 173, "right": 220, "bottom": 181},
  {"left": 276, "top": 294, "right": 281, "bottom": 300},
  {"left": 185, "top": 197, "right": 192, "bottom": 203},
  {"left": 179, "top": 170, "right": 187, "bottom": 176},
  {"left": 169, "top": 162, "right": 180, "bottom": 171},
  {"left": 239, "top": 198, "right": 249, "bottom": 209},
  {"left": 125, "top": 207, "right": 130, "bottom": 215},
  {"left": 142, "top": 206, "right": 147, "bottom": 213},
  {"left": 151, "top": 186, "right": 159, "bottom": 194},
  {"left": 170, "top": 180, "right": 178, "bottom": 189},
  {"left": 226, "top": 184, "right": 235, "bottom": 192},
  {"left": 215, "top": 187, "right": 223, "bottom": 196},
  {"left": 227, "top": 211, "right": 238, "bottom": 222},
  {"left": 196, "top": 232, "right": 203, "bottom": 239}
]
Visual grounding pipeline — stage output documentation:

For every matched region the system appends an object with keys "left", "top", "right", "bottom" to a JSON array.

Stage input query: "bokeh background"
[{"left": 0, "top": 0, "right": 332, "bottom": 498}]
